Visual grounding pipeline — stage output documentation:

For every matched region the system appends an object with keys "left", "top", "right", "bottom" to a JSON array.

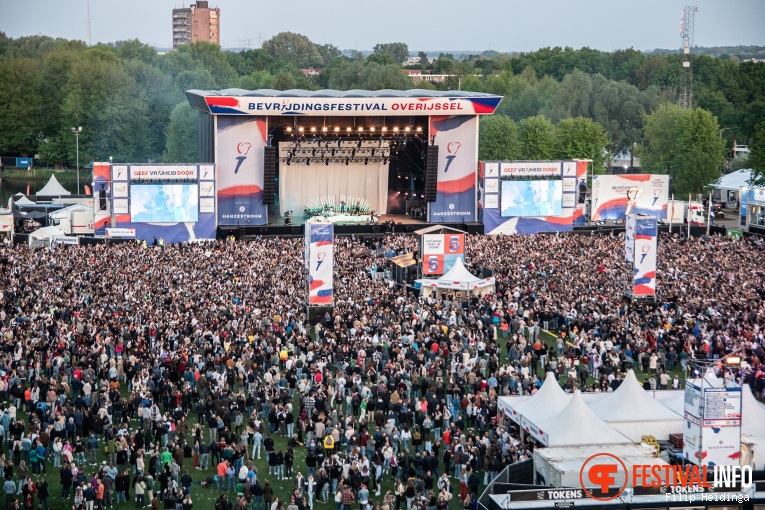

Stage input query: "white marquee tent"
[
  {"left": 524, "top": 390, "right": 633, "bottom": 447},
  {"left": 28, "top": 226, "right": 65, "bottom": 249},
  {"left": 588, "top": 370, "right": 684, "bottom": 441},
  {"left": 741, "top": 384, "right": 765, "bottom": 470},
  {"left": 37, "top": 174, "right": 71, "bottom": 196},
  {"left": 417, "top": 258, "right": 495, "bottom": 297},
  {"left": 505, "top": 372, "right": 570, "bottom": 425}
]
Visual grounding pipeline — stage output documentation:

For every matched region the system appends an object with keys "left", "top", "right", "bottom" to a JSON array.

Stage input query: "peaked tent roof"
[
  {"left": 742, "top": 384, "right": 765, "bottom": 438},
  {"left": 528, "top": 390, "right": 632, "bottom": 446},
  {"left": 508, "top": 372, "right": 569, "bottom": 424},
  {"left": 712, "top": 168, "right": 752, "bottom": 191},
  {"left": 440, "top": 257, "right": 481, "bottom": 283},
  {"left": 589, "top": 370, "right": 683, "bottom": 421},
  {"left": 37, "top": 174, "right": 71, "bottom": 196},
  {"left": 13, "top": 196, "right": 35, "bottom": 205}
]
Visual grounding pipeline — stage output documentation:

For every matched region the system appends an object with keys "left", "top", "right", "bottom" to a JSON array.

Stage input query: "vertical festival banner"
[
  {"left": 633, "top": 217, "right": 657, "bottom": 296},
  {"left": 429, "top": 116, "right": 477, "bottom": 223},
  {"left": 307, "top": 221, "right": 334, "bottom": 305},
  {"left": 216, "top": 116, "right": 267, "bottom": 226},
  {"left": 625, "top": 214, "right": 636, "bottom": 263}
]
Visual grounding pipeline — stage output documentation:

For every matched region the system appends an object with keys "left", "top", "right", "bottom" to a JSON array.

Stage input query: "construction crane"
[{"left": 679, "top": 6, "right": 698, "bottom": 109}]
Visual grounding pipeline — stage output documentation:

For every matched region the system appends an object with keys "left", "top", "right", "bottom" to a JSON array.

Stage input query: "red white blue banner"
[
  {"left": 592, "top": 174, "right": 669, "bottom": 220},
  {"left": 307, "top": 221, "right": 334, "bottom": 306},
  {"left": 633, "top": 217, "right": 657, "bottom": 296},
  {"left": 428, "top": 116, "right": 477, "bottom": 223},
  {"left": 216, "top": 116, "right": 267, "bottom": 226},
  {"left": 202, "top": 96, "right": 502, "bottom": 116}
]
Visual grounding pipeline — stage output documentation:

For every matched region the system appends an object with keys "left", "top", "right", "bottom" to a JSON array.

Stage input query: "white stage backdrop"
[{"left": 279, "top": 162, "right": 389, "bottom": 216}]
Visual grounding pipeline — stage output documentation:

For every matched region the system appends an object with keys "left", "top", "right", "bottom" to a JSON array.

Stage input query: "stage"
[{"left": 218, "top": 214, "right": 483, "bottom": 239}]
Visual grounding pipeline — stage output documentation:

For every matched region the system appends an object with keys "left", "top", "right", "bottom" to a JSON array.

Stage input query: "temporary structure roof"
[
  {"left": 28, "top": 226, "right": 65, "bottom": 249},
  {"left": 588, "top": 370, "right": 684, "bottom": 441},
  {"left": 742, "top": 384, "right": 765, "bottom": 438},
  {"left": 419, "top": 257, "right": 495, "bottom": 291},
  {"left": 712, "top": 168, "right": 752, "bottom": 191},
  {"left": 525, "top": 390, "right": 632, "bottom": 446},
  {"left": 37, "top": 174, "right": 71, "bottom": 196},
  {"left": 413, "top": 224, "right": 467, "bottom": 235},
  {"left": 506, "top": 372, "right": 569, "bottom": 424}
]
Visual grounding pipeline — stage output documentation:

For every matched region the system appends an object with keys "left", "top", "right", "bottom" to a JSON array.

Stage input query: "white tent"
[
  {"left": 588, "top": 370, "right": 684, "bottom": 441},
  {"left": 28, "top": 226, "right": 65, "bottom": 249},
  {"left": 417, "top": 258, "right": 495, "bottom": 296},
  {"left": 14, "top": 196, "right": 35, "bottom": 205},
  {"left": 0, "top": 208, "right": 13, "bottom": 238},
  {"left": 37, "top": 174, "right": 71, "bottom": 196},
  {"left": 525, "top": 389, "right": 633, "bottom": 446},
  {"left": 713, "top": 169, "right": 752, "bottom": 191},
  {"left": 507, "top": 372, "right": 569, "bottom": 425},
  {"left": 741, "top": 384, "right": 765, "bottom": 470}
]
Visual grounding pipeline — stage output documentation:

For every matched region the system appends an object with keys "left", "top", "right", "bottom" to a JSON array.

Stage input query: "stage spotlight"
[
  {"left": 382, "top": 127, "right": 388, "bottom": 133},
  {"left": 393, "top": 127, "right": 399, "bottom": 133},
  {"left": 334, "top": 127, "right": 340, "bottom": 133},
  {"left": 405, "top": 126, "right": 411, "bottom": 133},
  {"left": 358, "top": 127, "right": 364, "bottom": 133},
  {"left": 416, "top": 127, "right": 422, "bottom": 133},
  {"left": 298, "top": 127, "right": 304, "bottom": 133},
  {"left": 370, "top": 127, "right": 376, "bottom": 133},
  {"left": 310, "top": 127, "right": 316, "bottom": 133},
  {"left": 346, "top": 127, "right": 352, "bottom": 133},
  {"left": 322, "top": 126, "right": 328, "bottom": 133},
  {"left": 286, "top": 127, "right": 292, "bottom": 133}
]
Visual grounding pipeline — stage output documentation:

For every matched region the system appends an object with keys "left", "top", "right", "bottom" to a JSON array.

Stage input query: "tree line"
[{"left": 0, "top": 32, "right": 763, "bottom": 193}]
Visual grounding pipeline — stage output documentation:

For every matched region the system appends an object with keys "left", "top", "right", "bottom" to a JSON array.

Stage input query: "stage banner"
[
  {"left": 217, "top": 116, "right": 267, "bottom": 226},
  {"left": 632, "top": 217, "right": 657, "bottom": 296},
  {"left": 625, "top": 214, "right": 636, "bottom": 263},
  {"left": 429, "top": 116, "right": 477, "bottom": 223},
  {"left": 307, "top": 221, "right": 334, "bottom": 305},
  {"left": 591, "top": 174, "right": 669, "bottom": 220},
  {"left": 422, "top": 233, "right": 464, "bottom": 275}
]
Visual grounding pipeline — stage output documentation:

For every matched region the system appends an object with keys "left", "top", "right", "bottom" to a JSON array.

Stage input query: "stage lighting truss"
[{"left": 279, "top": 140, "right": 393, "bottom": 166}]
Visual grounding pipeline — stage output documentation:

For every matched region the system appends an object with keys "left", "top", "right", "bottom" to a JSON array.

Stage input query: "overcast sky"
[{"left": 1, "top": 0, "right": 764, "bottom": 53}]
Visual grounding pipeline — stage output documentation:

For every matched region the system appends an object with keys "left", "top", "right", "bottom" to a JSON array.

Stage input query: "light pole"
[{"left": 71, "top": 127, "right": 82, "bottom": 194}]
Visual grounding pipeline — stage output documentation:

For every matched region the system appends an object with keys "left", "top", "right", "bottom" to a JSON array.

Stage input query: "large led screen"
[
  {"left": 500, "top": 180, "right": 563, "bottom": 217},
  {"left": 130, "top": 184, "right": 199, "bottom": 223}
]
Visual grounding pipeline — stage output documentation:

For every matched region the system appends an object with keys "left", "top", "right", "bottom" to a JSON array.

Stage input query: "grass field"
[{"left": 14, "top": 318, "right": 694, "bottom": 510}]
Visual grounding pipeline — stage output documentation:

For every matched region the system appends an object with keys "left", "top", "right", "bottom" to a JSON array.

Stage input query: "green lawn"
[{"left": 29, "top": 388, "right": 473, "bottom": 510}]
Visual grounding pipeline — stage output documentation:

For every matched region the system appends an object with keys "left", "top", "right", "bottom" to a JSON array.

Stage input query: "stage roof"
[{"left": 186, "top": 88, "right": 503, "bottom": 116}]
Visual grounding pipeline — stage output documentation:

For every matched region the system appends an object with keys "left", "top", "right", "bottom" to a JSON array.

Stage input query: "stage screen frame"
[
  {"left": 129, "top": 183, "right": 199, "bottom": 223},
  {"left": 500, "top": 180, "right": 563, "bottom": 217}
]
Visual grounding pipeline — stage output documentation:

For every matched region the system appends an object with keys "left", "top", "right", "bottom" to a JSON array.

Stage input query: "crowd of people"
[{"left": 0, "top": 230, "right": 762, "bottom": 510}]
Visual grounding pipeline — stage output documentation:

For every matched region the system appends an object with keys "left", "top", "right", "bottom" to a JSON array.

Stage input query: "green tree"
[
  {"left": 372, "top": 42, "right": 409, "bottom": 65},
  {"left": 164, "top": 102, "right": 199, "bottom": 163},
  {"left": 638, "top": 103, "right": 726, "bottom": 194},
  {"left": 543, "top": 69, "right": 592, "bottom": 122},
  {"left": 367, "top": 53, "right": 395, "bottom": 66},
  {"left": 479, "top": 115, "right": 518, "bottom": 161},
  {"left": 316, "top": 43, "right": 341, "bottom": 67},
  {"left": 748, "top": 121, "right": 765, "bottom": 186},
  {"left": 261, "top": 32, "right": 323, "bottom": 69},
  {"left": 553, "top": 117, "right": 609, "bottom": 171},
  {"left": 0, "top": 58, "right": 43, "bottom": 155},
  {"left": 517, "top": 115, "right": 556, "bottom": 160}
]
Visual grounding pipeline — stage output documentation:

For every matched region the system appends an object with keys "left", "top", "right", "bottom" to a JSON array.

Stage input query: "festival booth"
[
  {"left": 415, "top": 258, "right": 495, "bottom": 299},
  {"left": 588, "top": 370, "right": 684, "bottom": 441},
  {"left": 741, "top": 384, "right": 765, "bottom": 470},
  {"left": 501, "top": 372, "right": 569, "bottom": 426},
  {"left": 28, "top": 226, "right": 66, "bottom": 249},
  {"left": 523, "top": 390, "right": 633, "bottom": 447}
]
